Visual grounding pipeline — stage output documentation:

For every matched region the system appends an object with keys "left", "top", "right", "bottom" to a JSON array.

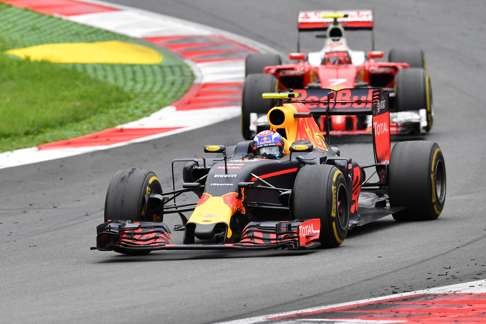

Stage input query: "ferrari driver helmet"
[
  {"left": 253, "top": 130, "right": 284, "bottom": 159},
  {"left": 323, "top": 51, "right": 352, "bottom": 65}
]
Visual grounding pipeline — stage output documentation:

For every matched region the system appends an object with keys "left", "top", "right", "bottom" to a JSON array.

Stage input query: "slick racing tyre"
[
  {"left": 388, "top": 48, "right": 425, "bottom": 68},
  {"left": 104, "top": 168, "right": 163, "bottom": 222},
  {"left": 241, "top": 73, "right": 278, "bottom": 140},
  {"left": 245, "top": 53, "right": 282, "bottom": 77},
  {"left": 389, "top": 141, "right": 446, "bottom": 221},
  {"left": 395, "top": 68, "right": 433, "bottom": 132},
  {"left": 293, "top": 164, "right": 349, "bottom": 248}
]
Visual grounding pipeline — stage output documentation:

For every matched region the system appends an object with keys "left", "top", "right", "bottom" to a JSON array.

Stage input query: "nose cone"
[{"left": 187, "top": 193, "right": 242, "bottom": 239}]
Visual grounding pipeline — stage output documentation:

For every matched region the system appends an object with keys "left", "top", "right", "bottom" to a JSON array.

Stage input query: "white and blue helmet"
[{"left": 253, "top": 130, "right": 284, "bottom": 159}]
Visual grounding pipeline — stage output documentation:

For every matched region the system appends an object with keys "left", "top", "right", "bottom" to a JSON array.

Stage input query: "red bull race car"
[
  {"left": 94, "top": 87, "right": 445, "bottom": 255},
  {"left": 242, "top": 10, "right": 433, "bottom": 139}
]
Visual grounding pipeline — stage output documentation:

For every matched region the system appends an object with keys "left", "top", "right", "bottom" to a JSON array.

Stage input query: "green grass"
[
  {"left": 0, "top": 4, "right": 193, "bottom": 152},
  {"left": 0, "top": 49, "right": 133, "bottom": 149}
]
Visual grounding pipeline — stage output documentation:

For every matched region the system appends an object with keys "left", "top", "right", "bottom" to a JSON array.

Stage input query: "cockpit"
[{"left": 322, "top": 51, "right": 352, "bottom": 65}]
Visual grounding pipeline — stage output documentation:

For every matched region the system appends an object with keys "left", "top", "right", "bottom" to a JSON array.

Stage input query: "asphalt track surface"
[{"left": 2, "top": 1, "right": 486, "bottom": 323}]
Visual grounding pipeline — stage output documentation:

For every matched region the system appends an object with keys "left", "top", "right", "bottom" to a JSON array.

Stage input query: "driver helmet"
[
  {"left": 253, "top": 130, "right": 284, "bottom": 159},
  {"left": 322, "top": 51, "right": 352, "bottom": 65}
]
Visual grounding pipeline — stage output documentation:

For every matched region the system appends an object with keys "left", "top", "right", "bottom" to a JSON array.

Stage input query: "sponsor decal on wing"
[{"left": 298, "top": 219, "right": 321, "bottom": 247}]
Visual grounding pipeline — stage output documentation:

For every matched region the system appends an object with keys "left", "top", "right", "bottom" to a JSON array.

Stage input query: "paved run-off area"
[{"left": 0, "top": 3, "right": 193, "bottom": 151}]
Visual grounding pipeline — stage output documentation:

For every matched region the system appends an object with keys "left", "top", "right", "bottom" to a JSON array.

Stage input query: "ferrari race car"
[
  {"left": 242, "top": 10, "right": 433, "bottom": 139},
  {"left": 93, "top": 87, "right": 446, "bottom": 255}
]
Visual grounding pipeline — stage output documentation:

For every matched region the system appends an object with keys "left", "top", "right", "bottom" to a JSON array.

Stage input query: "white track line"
[
  {"left": 197, "top": 61, "right": 245, "bottom": 83},
  {"left": 122, "top": 106, "right": 240, "bottom": 129},
  {"left": 69, "top": 10, "right": 212, "bottom": 37}
]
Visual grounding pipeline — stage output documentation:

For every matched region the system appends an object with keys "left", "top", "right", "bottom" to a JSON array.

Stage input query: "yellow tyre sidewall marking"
[
  {"left": 425, "top": 73, "right": 431, "bottom": 113},
  {"left": 430, "top": 148, "right": 443, "bottom": 216},
  {"left": 330, "top": 170, "right": 343, "bottom": 244},
  {"left": 146, "top": 175, "right": 159, "bottom": 195},
  {"left": 142, "top": 175, "right": 159, "bottom": 220}
]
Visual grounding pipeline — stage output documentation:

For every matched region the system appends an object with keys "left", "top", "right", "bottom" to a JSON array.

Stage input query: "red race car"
[{"left": 241, "top": 10, "right": 433, "bottom": 139}]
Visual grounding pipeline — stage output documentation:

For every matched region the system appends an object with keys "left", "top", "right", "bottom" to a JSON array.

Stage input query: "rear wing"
[
  {"left": 293, "top": 87, "right": 381, "bottom": 113},
  {"left": 297, "top": 10, "right": 375, "bottom": 51},
  {"left": 295, "top": 87, "right": 390, "bottom": 164},
  {"left": 263, "top": 87, "right": 390, "bottom": 164},
  {"left": 298, "top": 10, "right": 374, "bottom": 31}
]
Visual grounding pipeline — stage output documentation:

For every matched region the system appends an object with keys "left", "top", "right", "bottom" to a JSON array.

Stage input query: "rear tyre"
[
  {"left": 241, "top": 73, "right": 278, "bottom": 139},
  {"left": 388, "top": 48, "right": 425, "bottom": 68},
  {"left": 293, "top": 165, "right": 349, "bottom": 248},
  {"left": 389, "top": 141, "right": 446, "bottom": 221},
  {"left": 395, "top": 68, "right": 433, "bottom": 132},
  {"left": 104, "top": 168, "right": 163, "bottom": 222},
  {"left": 245, "top": 53, "right": 282, "bottom": 76}
]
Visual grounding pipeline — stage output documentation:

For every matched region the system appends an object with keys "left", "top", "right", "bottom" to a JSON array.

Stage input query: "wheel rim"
[
  {"left": 141, "top": 176, "right": 162, "bottom": 221},
  {"left": 434, "top": 158, "right": 446, "bottom": 205},
  {"left": 336, "top": 183, "right": 349, "bottom": 230}
]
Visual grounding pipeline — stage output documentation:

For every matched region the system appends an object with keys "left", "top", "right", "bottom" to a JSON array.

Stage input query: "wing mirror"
[
  {"left": 290, "top": 142, "right": 314, "bottom": 153},
  {"left": 368, "top": 51, "right": 384, "bottom": 59},
  {"left": 204, "top": 145, "right": 226, "bottom": 154},
  {"left": 262, "top": 91, "right": 299, "bottom": 100},
  {"left": 288, "top": 52, "right": 306, "bottom": 61},
  {"left": 204, "top": 145, "right": 228, "bottom": 174}
]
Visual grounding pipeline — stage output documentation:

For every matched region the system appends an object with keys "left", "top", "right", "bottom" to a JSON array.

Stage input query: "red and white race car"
[{"left": 241, "top": 10, "right": 433, "bottom": 139}]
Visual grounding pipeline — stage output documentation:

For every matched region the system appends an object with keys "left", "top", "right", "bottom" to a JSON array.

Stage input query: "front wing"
[{"left": 94, "top": 219, "right": 322, "bottom": 252}]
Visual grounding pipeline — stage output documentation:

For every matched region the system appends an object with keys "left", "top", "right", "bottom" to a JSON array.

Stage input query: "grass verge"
[{"left": 0, "top": 4, "right": 193, "bottom": 152}]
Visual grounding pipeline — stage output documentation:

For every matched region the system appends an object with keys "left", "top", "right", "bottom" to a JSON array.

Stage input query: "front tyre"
[
  {"left": 104, "top": 168, "right": 163, "bottom": 256},
  {"left": 389, "top": 141, "right": 446, "bottom": 221},
  {"left": 104, "top": 168, "right": 163, "bottom": 222},
  {"left": 292, "top": 165, "right": 349, "bottom": 248}
]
